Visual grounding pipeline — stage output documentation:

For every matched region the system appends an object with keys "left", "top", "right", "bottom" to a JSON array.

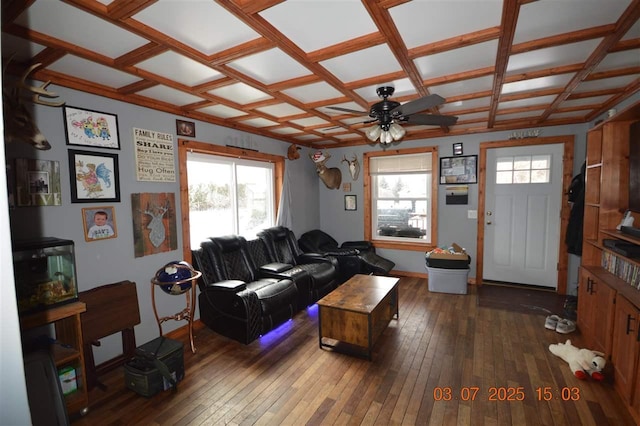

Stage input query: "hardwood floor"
[{"left": 72, "top": 277, "right": 636, "bottom": 425}]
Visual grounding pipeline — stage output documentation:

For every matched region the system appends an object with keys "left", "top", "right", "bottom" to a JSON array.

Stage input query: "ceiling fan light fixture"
[
  {"left": 380, "top": 130, "right": 393, "bottom": 145},
  {"left": 365, "top": 124, "right": 382, "bottom": 141},
  {"left": 389, "top": 122, "right": 406, "bottom": 141}
]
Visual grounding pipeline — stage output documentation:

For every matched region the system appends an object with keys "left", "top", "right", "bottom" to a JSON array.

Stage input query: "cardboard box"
[
  {"left": 58, "top": 366, "right": 77, "bottom": 395},
  {"left": 425, "top": 243, "right": 470, "bottom": 268}
]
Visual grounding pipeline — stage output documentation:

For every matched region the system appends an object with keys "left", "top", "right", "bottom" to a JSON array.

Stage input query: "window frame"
[
  {"left": 178, "top": 139, "right": 284, "bottom": 260},
  {"left": 364, "top": 146, "right": 439, "bottom": 252}
]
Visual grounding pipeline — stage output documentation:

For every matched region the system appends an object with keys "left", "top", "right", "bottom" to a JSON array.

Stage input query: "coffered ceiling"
[{"left": 2, "top": 0, "right": 639, "bottom": 149}]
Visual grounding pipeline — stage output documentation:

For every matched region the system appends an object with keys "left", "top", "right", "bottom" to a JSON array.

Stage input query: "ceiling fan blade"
[
  {"left": 404, "top": 113, "right": 458, "bottom": 126},
  {"left": 392, "top": 94, "right": 446, "bottom": 116},
  {"left": 327, "top": 106, "right": 368, "bottom": 115}
]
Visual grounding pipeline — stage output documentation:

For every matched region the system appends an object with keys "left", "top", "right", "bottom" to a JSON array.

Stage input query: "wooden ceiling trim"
[
  {"left": 31, "top": 48, "right": 67, "bottom": 68},
  {"left": 566, "top": 88, "right": 620, "bottom": 100},
  {"left": 503, "top": 64, "right": 582, "bottom": 84},
  {"left": 449, "top": 106, "right": 491, "bottom": 116},
  {"left": 342, "top": 71, "right": 408, "bottom": 91},
  {"left": 305, "top": 97, "right": 353, "bottom": 109},
  {"left": 421, "top": 67, "right": 494, "bottom": 88},
  {"left": 487, "top": 0, "right": 520, "bottom": 128},
  {"left": 267, "top": 75, "right": 323, "bottom": 92},
  {"left": 585, "top": 78, "right": 640, "bottom": 120},
  {"left": 499, "top": 87, "right": 563, "bottom": 102},
  {"left": 446, "top": 90, "right": 494, "bottom": 103},
  {"left": 361, "top": 0, "right": 427, "bottom": 99},
  {"left": 5, "top": 23, "right": 118, "bottom": 68},
  {"left": 243, "top": 98, "right": 283, "bottom": 110},
  {"left": 218, "top": 0, "right": 370, "bottom": 109},
  {"left": 114, "top": 42, "right": 167, "bottom": 67},
  {"left": 510, "top": 25, "right": 615, "bottom": 55},
  {"left": 117, "top": 79, "right": 157, "bottom": 95},
  {"left": 498, "top": 105, "right": 548, "bottom": 116},
  {"left": 1, "top": 0, "right": 35, "bottom": 26},
  {"left": 192, "top": 77, "right": 236, "bottom": 93},
  {"left": 539, "top": 0, "right": 640, "bottom": 122},
  {"left": 610, "top": 38, "right": 640, "bottom": 52},
  {"left": 236, "top": 0, "right": 284, "bottom": 15},
  {"left": 306, "top": 32, "right": 387, "bottom": 63},
  {"left": 180, "top": 100, "right": 217, "bottom": 112},
  {"left": 584, "top": 66, "right": 640, "bottom": 81},
  {"left": 208, "top": 37, "right": 275, "bottom": 66},
  {"left": 107, "top": 0, "right": 156, "bottom": 20},
  {"left": 408, "top": 27, "right": 501, "bottom": 59}
]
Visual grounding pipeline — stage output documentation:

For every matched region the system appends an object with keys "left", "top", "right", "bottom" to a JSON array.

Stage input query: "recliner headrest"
[{"left": 212, "top": 235, "right": 244, "bottom": 252}]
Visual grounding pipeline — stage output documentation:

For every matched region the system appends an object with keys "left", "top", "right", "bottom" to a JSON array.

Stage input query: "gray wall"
[{"left": 5, "top": 84, "right": 320, "bottom": 365}]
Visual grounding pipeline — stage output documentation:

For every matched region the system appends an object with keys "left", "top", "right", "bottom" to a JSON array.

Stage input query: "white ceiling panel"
[
  {"left": 320, "top": 44, "right": 402, "bottom": 83},
  {"left": 390, "top": 0, "right": 504, "bottom": 48},
  {"left": 415, "top": 40, "right": 499, "bottom": 80},
  {"left": 240, "top": 117, "right": 279, "bottom": 128},
  {"left": 560, "top": 95, "right": 614, "bottom": 109},
  {"left": 227, "top": 48, "right": 311, "bottom": 85},
  {"left": 498, "top": 96, "right": 558, "bottom": 110},
  {"left": 549, "top": 111, "right": 589, "bottom": 120},
  {"left": 136, "top": 51, "right": 223, "bottom": 87},
  {"left": 281, "top": 82, "right": 344, "bottom": 104},
  {"left": 574, "top": 75, "right": 639, "bottom": 93},
  {"left": 507, "top": 39, "right": 602, "bottom": 74},
  {"left": 514, "top": 0, "right": 632, "bottom": 44},
  {"left": 430, "top": 76, "right": 495, "bottom": 99},
  {"left": 259, "top": 1, "right": 376, "bottom": 53},
  {"left": 16, "top": 0, "right": 147, "bottom": 58},
  {"left": 137, "top": 85, "right": 204, "bottom": 106},
  {"left": 289, "top": 117, "right": 331, "bottom": 127},
  {"left": 501, "top": 74, "right": 575, "bottom": 95},
  {"left": 197, "top": 105, "right": 248, "bottom": 119},
  {"left": 321, "top": 102, "right": 365, "bottom": 115},
  {"left": 592, "top": 49, "right": 640, "bottom": 73},
  {"left": 209, "top": 83, "right": 272, "bottom": 105},
  {"left": 622, "top": 19, "right": 640, "bottom": 40},
  {"left": 496, "top": 111, "right": 544, "bottom": 121},
  {"left": 48, "top": 56, "right": 139, "bottom": 88},
  {"left": 270, "top": 127, "right": 301, "bottom": 135},
  {"left": 440, "top": 97, "right": 491, "bottom": 113},
  {"left": 456, "top": 112, "right": 489, "bottom": 121},
  {"left": 256, "top": 103, "right": 305, "bottom": 118},
  {"left": 132, "top": 1, "right": 259, "bottom": 55}
]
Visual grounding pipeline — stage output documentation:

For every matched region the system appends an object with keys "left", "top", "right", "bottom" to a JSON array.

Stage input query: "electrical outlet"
[{"left": 467, "top": 210, "right": 477, "bottom": 219}]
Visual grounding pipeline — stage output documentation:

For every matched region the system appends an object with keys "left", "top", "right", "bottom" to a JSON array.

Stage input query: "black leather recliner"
[
  {"left": 191, "top": 236, "right": 299, "bottom": 344},
  {"left": 298, "top": 229, "right": 396, "bottom": 279},
  {"left": 258, "top": 226, "right": 338, "bottom": 306}
]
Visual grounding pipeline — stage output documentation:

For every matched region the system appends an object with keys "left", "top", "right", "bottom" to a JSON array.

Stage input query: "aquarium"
[{"left": 12, "top": 237, "right": 78, "bottom": 315}]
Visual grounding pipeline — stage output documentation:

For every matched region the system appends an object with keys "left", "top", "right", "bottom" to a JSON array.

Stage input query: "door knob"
[
  {"left": 487, "top": 211, "right": 493, "bottom": 216},
  {"left": 486, "top": 221, "right": 492, "bottom": 225}
]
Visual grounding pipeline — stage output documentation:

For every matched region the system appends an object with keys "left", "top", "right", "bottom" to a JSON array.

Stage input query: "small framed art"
[
  {"left": 344, "top": 195, "right": 357, "bottom": 211},
  {"left": 68, "top": 149, "right": 120, "bottom": 203},
  {"left": 176, "top": 119, "right": 196, "bottom": 137},
  {"left": 82, "top": 206, "right": 117, "bottom": 241},
  {"left": 63, "top": 105, "right": 120, "bottom": 149},
  {"left": 453, "top": 143, "right": 463, "bottom": 156}
]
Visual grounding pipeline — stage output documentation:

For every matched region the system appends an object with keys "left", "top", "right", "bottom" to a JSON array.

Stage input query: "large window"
[
  {"left": 365, "top": 147, "right": 438, "bottom": 249},
  {"left": 178, "top": 141, "right": 283, "bottom": 255}
]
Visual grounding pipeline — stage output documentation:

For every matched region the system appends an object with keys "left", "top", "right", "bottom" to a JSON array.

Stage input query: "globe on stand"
[{"left": 152, "top": 261, "right": 199, "bottom": 295}]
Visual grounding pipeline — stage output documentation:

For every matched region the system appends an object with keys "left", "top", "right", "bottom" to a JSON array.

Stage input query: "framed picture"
[
  {"left": 344, "top": 195, "right": 357, "bottom": 211},
  {"left": 440, "top": 155, "right": 477, "bottom": 184},
  {"left": 82, "top": 206, "right": 117, "bottom": 242},
  {"left": 176, "top": 119, "right": 196, "bottom": 137},
  {"left": 68, "top": 149, "right": 120, "bottom": 203},
  {"left": 14, "top": 158, "right": 62, "bottom": 206},
  {"left": 453, "top": 142, "right": 463, "bottom": 156},
  {"left": 63, "top": 105, "right": 120, "bottom": 149}
]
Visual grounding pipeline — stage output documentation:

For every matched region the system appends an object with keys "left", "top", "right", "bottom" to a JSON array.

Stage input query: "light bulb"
[
  {"left": 365, "top": 124, "right": 382, "bottom": 141},
  {"left": 380, "top": 130, "right": 393, "bottom": 145},
  {"left": 389, "top": 123, "right": 406, "bottom": 141}
]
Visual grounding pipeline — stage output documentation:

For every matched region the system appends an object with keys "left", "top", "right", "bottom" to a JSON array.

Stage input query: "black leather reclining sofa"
[{"left": 192, "top": 231, "right": 340, "bottom": 344}]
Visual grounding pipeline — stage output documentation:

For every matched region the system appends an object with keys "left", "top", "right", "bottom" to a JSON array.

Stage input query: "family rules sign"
[{"left": 133, "top": 128, "right": 176, "bottom": 182}]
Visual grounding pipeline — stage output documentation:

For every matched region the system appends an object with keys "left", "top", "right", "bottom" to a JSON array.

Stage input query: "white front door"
[{"left": 483, "top": 144, "right": 564, "bottom": 288}]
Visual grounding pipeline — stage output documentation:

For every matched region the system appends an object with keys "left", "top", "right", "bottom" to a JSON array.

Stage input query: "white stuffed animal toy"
[{"left": 549, "top": 339, "right": 606, "bottom": 381}]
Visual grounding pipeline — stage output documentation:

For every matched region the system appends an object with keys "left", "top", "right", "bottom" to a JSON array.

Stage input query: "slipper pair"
[{"left": 545, "top": 315, "right": 576, "bottom": 334}]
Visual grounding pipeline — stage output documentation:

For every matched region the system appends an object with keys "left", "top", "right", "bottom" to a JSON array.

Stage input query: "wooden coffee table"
[{"left": 317, "top": 274, "right": 399, "bottom": 360}]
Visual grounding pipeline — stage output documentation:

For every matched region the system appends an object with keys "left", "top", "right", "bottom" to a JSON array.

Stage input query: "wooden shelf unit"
[
  {"left": 20, "top": 302, "right": 89, "bottom": 416},
  {"left": 579, "top": 100, "right": 640, "bottom": 423}
]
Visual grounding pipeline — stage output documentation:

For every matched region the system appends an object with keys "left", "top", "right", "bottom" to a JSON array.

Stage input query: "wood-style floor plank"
[{"left": 71, "top": 277, "right": 637, "bottom": 426}]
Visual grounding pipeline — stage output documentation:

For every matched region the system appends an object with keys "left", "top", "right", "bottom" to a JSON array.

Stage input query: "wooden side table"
[{"left": 151, "top": 269, "right": 201, "bottom": 353}]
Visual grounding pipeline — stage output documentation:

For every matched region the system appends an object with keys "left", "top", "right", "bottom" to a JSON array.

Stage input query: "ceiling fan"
[{"left": 328, "top": 86, "right": 458, "bottom": 145}]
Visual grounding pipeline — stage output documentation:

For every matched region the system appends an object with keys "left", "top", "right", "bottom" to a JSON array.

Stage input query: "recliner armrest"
[
  {"left": 260, "top": 262, "right": 293, "bottom": 273},
  {"left": 341, "top": 241, "right": 373, "bottom": 251},
  {"left": 206, "top": 280, "right": 246, "bottom": 292},
  {"left": 324, "top": 248, "right": 360, "bottom": 256}
]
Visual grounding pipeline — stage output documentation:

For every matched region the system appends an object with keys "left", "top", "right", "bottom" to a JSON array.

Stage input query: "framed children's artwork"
[
  {"left": 68, "top": 149, "right": 120, "bottom": 203},
  {"left": 344, "top": 195, "right": 357, "bottom": 211},
  {"left": 82, "top": 206, "right": 117, "bottom": 242},
  {"left": 63, "top": 105, "right": 120, "bottom": 149},
  {"left": 176, "top": 119, "right": 195, "bottom": 137},
  {"left": 440, "top": 155, "right": 477, "bottom": 184}
]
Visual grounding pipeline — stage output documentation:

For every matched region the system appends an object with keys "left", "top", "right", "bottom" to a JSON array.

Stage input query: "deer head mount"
[
  {"left": 3, "top": 61, "right": 65, "bottom": 150},
  {"left": 342, "top": 154, "right": 360, "bottom": 181},
  {"left": 310, "top": 150, "right": 342, "bottom": 190}
]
